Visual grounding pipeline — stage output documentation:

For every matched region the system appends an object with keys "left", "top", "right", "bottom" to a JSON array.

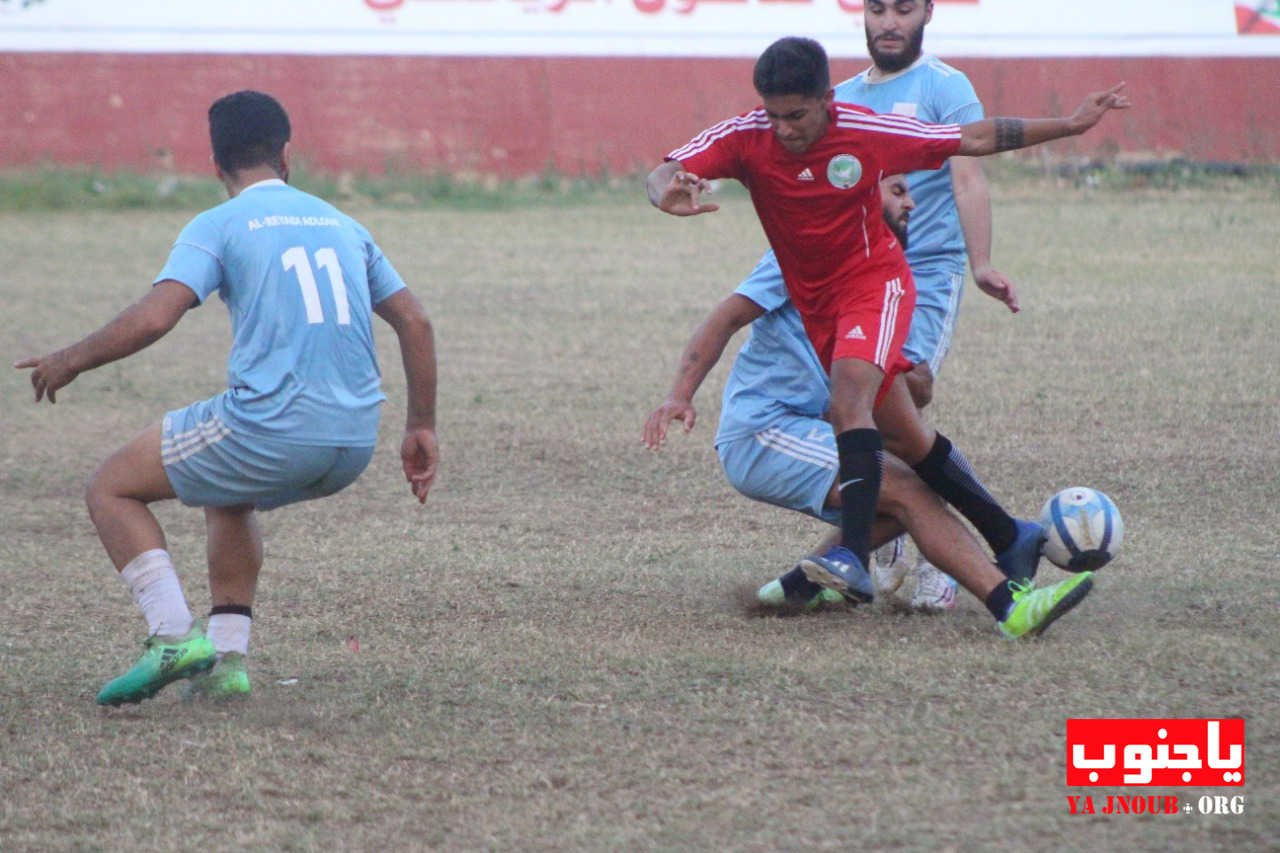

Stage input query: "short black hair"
[
  {"left": 208, "top": 90, "right": 291, "bottom": 174},
  {"left": 753, "top": 36, "right": 830, "bottom": 99}
]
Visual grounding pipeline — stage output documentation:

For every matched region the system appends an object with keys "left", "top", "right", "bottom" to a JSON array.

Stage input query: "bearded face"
[
  {"left": 880, "top": 175, "right": 914, "bottom": 250},
  {"left": 864, "top": 1, "right": 931, "bottom": 73}
]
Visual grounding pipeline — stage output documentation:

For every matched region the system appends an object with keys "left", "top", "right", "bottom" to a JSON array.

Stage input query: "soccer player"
[
  {"left": 857, "top": 0, "right": 1019, "bottom": 410},
  {"left": 646, "top": 36, "right": 1128, "bottom": 633},
  {"left": 646, "top": 176, "right": 911, "bottom": 601},
  {"left": 643, "top": 177, "right": 1076, "bottom": 637},
  {"left": 14, "top": 91, "right": 439, "bottom": 704},
  {"left": 646, "top": 176, "right": 937, "bottom": 606},
  {"left": 851, "top": 0, "right": 1023, "bottom": 606},
  {"left": 734, "top": 1, "right": 1041, "bottom": 609}
]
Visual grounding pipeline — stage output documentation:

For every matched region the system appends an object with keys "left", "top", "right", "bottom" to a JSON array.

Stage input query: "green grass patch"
[
  {"left": 4, "top": 158, "right": 1277, "bottom": 212},
  {"left": 0, "top": 163, "right": 649, "bottom": 212}
]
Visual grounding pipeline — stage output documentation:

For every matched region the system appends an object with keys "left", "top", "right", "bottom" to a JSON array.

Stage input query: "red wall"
[{"left": 2, "top": 53, "right": 1276, "bottom": 178}]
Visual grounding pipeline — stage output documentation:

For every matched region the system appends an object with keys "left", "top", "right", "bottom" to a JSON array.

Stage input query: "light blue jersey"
[
  {"left": 836, "top": 56, "right": 983, "bottom": 272},
  {"left": 714, "top": 253, "right": 837, "bottom": 522},
  {"left": 155, "top": 179, "right": 405, "bottom": 445},
  {"left": 715, "top": 251, "right": 830, "bottom": 446}
]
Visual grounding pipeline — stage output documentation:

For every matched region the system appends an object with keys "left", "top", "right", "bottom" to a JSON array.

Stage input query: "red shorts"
[{"left": 797, "top": 267, "right": 916, "bottom": 405}]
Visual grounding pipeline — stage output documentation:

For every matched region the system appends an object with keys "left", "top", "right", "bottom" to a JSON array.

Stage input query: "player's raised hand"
[
  {"left": 1069, "top": 82, "right": 1131, "bottom": 134},
  {"left": 658, "top": 171, "right": 720, "bottom": 217},
  {"left": 642, "top": 399, "right": 697, "bottom": 451},
  {"left": 13, "top": 349, "right": 79, "bottom": 404},
  {"left": 973, "top": 265, "right": 1020, "bottom": 313},
  {"left": 401, "top": 426, "right": 439, "bottom": 504}
]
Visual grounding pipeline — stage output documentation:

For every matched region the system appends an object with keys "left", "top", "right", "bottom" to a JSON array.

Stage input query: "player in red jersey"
[{"left": 646, "top": 36, "right": 1128, "bottom": 617}]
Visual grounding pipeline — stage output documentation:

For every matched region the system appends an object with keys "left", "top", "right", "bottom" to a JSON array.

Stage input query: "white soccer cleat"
[
  {"left": 910, "top": 559, "right": 958, "bottom": 611},
  {"left": 871, "top": 536, "right": 909, "bottom": 596}
]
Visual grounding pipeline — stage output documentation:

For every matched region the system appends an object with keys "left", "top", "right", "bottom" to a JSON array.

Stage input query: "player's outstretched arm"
[
  {"left": 642, "top": 293, "right": 763, "bottom": 450},
  {"left": 956, "top": 82, "right": 1131, "bottom": 157},
  {"left": 12, "top": 280, "right": 195, "bottom": 403},
  {"left": 950, "top": 157, "right": 1019, "bottom": 313},
  {"left": 645, "top": 160, "right": 721, "bottom": 217},
  {"left": 374, "top": 288, "right": 438, "bottom": 504}
]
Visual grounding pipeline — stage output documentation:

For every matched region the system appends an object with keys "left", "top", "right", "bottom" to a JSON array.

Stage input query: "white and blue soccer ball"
[{"left": 1039, "top": 487, "right": 1123, "bottom": 572}]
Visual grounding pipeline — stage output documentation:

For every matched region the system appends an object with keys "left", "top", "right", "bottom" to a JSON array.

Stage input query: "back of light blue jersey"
[
  {"left": 715, "top": 250, "right": 830, "bottom": 446},
  {"left": 155, "top": 180, "right": 406, "bottom": 445},
  {"left": 837, "top": 55, "right": 983, "bottom": 271}
]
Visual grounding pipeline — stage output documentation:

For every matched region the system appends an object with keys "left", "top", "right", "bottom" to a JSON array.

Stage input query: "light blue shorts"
[
  {"left": 716, "top": 414, "right": 840, "bottom": 525},
  {"left": 161, "top": 399, "right": 374, "bottom": 510},
  {"left": 902, "top": 266, "right": 965, "bottom": 374}
]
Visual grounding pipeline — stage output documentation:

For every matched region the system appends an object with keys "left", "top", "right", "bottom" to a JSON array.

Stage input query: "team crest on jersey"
[{"left": 827, "top": 154, "right": 863, "bottom": 189}]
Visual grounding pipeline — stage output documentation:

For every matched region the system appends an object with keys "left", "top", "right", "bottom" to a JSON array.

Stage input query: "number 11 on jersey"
[{"left": 282, "top": 246, "right": 351, "bottom": 325}]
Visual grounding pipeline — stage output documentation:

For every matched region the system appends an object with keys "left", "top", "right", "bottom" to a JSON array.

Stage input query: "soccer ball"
[{"left": 1039, "top": 487, "right": 1123, "bottom": 572}]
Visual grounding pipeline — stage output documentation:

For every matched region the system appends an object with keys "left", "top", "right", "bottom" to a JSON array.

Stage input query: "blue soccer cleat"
[
  {"left": 798, "top": 545, "right": 874, "bottom": 605},
  {"left": 757, "top": 565, "right": 847, "bottom": 610},
  {"left": 996, "top": 518, "right": 1047, "bottom": 584}
]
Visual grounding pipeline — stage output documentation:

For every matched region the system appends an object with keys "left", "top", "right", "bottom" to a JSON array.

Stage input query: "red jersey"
[{"left": 667, "top": 103, "right": 961, "bottom": 319}]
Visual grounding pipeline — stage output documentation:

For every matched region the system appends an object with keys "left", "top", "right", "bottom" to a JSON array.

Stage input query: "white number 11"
[{"left": 282, "top": 246, "right": 351, "bottom": 325}]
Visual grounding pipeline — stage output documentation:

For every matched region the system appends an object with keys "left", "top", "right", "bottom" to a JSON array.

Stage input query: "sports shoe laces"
[{"left": 917, "top": 567, "right": 946, "bottom": 596}]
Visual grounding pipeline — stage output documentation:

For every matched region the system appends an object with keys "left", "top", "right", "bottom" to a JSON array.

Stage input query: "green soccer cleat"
[
  {"left": 809, "top": 588, "right": 847, "bottom": 609},
  {"left": 757, "top": 576, "right": 846, "bottom": 611},
  {"left": 95, "top": 623, "right": 216, "bottom": 706},
  {"left": 999, "top": 573, "right": 1094, "bottom": 639},
  {"left": 757, "top": 565, "right": 848, "bottom": 611},
  {"left": 182, "top": 652, "right": 251, "bottom": 702}
]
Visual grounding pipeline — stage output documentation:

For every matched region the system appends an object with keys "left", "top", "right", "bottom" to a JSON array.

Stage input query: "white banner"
[{"left": 2, "top": 0, "right": 1278, "bottom": 56}]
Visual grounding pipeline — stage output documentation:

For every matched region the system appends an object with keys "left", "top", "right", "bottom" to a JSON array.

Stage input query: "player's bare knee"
[
  {"left": 881, "top": 432, "right": 908, "bottom": 461},
  {"left": 827, "top": 399, "right": 870, "bottom": 433},
  {"left": 905, "top": 365, "right": 934, "bottom": 410},
  {"left": 881, "top": 410, "right": 935, "bottom": 465},
  {"left": 875, "top": 458, "right": 913, "bottom": 517},
  {"left": 83, "top": 465, "right": 113, "bottom": 522},
  {"left": 829, "top": 361, "right": 883, "bottom": 431}
]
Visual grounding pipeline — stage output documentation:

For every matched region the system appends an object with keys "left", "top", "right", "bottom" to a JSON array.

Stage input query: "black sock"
[
  {"left": 779, "top": 565, "right": 823, "bottom": 602},
  {"left": 984, "top": 581, "right": 1015, "bottom": 622},
  {"left": 210, "top": 604, "right": 252, "bottom": 618},
  {"left": 835, "top": 428, "right": 882, "bottom": 568},
  {"left": 911, "top": 432, "right": 1017, "bottom": 554}
]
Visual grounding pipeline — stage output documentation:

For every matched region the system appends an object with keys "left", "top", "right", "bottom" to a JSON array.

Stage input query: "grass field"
[{"left": 1, "top": 176, "right": 1277, "bottom": 850}]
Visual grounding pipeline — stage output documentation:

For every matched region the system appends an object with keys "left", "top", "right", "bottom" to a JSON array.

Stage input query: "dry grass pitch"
[{"left": 1, "top": 177, "right": 1276, "bottom": 850}]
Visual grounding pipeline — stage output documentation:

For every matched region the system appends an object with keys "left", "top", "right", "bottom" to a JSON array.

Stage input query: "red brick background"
[{"left": 3, "top": 53, "right": 1274, "bottom": 177}]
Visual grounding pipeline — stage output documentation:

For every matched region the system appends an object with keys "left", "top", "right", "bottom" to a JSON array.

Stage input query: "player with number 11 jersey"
[
  {"left": 16, "top": 90, "right": 439, "bottom": 706},
  {"left": 157, "top": 179, "right": 406, "bottom": 446}
]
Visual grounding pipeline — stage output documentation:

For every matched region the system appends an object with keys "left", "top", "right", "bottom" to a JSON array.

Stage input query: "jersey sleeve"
[
  {"left": 345, "top": 217, "right": 407, "bottom": 305},
  {"left": 664, "top": 113, "right": 754, "bottom": 181},
  {"left": 848, "top": 112, "right": 962, "bottom": 175},
  {"left": 734, "top": 249, "right": 789, "bottom": 313},
  {"left": 934, "top": 70, "right": 984, "bottom": 125},
  {"left": 153, "top": 212, "right": 223, "bottom": 304},
  {"left": 367, "top": 248, "right": 407, "bottom": 305}
]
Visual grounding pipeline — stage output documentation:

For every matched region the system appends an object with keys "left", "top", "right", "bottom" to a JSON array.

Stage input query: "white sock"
[
  {"left": 119, "top": 549, "right": 193, "bottom": 638},
  {"left": 206, "top": 613, "right": 251, "bottom": 657}
]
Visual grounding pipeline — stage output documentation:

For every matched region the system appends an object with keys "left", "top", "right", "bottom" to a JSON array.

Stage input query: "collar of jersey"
[
  {"left": 859, "top": 53, "right": 930, "bottom": 86},
  {"left": 242, "top": 178, "right": 287, "bottom": 192}
]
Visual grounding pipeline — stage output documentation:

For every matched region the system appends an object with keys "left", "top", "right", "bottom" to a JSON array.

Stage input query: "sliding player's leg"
[{"left": 874, "top": 375, "right": 1046, "bottom": 584}]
